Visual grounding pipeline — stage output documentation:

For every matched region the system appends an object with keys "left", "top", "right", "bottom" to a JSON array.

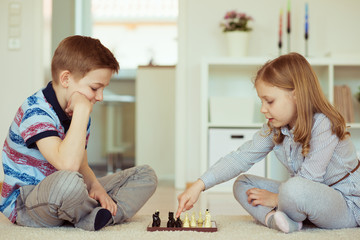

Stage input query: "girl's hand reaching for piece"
[
  {"left": 175, "top": 179, "right": 205, "bottom": 218},
  {"left": 246, "top": 188, "right": 278, "bottom": 208}
]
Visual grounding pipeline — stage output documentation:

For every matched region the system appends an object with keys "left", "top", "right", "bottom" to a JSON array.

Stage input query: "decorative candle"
[
  {"left": 279, "top": 8, "right": 283, "bottom": 52},
  {"left": 287, "top": 0, "right": 291, "bottom": 34},
  {"left": 305, "top": 3, "right": 309, "bottom": 39},
  {"left": 305, "top": 2, "right": 309, "bottom": 57}
]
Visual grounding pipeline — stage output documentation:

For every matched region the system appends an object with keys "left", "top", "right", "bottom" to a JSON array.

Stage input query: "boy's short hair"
[{"left": 51, "top": 35, "right": 120, "bottom": 84}]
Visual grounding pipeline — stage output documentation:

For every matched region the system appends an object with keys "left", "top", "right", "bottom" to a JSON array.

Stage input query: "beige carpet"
[{"left": 0, "top": 213, "right": 359, "bottom": 240}]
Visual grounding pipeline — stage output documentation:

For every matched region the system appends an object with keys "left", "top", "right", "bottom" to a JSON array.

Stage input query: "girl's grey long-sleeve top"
[{"left": 200, "top": 113, "right": 360, "bottom": 225}]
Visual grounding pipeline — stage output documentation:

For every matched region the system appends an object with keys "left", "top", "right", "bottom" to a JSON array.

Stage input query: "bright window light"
[{"left": 91, "top": 0, "right": 178, "bottom": 71}]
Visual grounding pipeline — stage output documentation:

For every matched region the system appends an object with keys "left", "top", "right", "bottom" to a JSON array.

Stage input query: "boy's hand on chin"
[{"left": 65, "top": 92, "right": 93, "bottom": 117}]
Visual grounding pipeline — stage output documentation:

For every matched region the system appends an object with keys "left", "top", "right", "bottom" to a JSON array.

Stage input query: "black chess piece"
[
  {"left": 167, "top": 211, "right": 175, "bottom": 227},
  {"left": 152, "top": 210, "right": 161, "bottom": 227},
  {"left": 175, "top": 217, "right": 182, "bottom": 228}
]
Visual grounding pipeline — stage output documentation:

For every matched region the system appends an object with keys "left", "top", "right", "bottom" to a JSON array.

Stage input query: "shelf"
[
  {"left": 332, "top": 57, "right": 360, "bottom": 66},
  {"left": 208, "top": 123, "right": 360, "bottom": 129},
  {"left": 348, "top": 123, "right": 360, "bottom": 129},
  {"left": 202, "top": 56, "right": 271, "bottom": 66},
  {"left": 200, "top": 56, "right": 360, "bottom": 189},
  {"left": 208, "top": 123, "right": 264, "bottom": 128},
  {"left": 103, "top": 89, "right": 135, "bottom": 103},
  {"left": 202, "top": 56, "right": 360, "bottom": 67}
]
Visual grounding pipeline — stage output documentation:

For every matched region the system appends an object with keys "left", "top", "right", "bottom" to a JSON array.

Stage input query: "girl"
[{"left": 176, "top": 52, "right": 360, "bottom": 233}]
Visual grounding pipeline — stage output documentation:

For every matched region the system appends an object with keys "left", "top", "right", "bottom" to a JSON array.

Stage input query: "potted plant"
[{"left": 220, "top": 10, "right": 254, "bottom": 57}]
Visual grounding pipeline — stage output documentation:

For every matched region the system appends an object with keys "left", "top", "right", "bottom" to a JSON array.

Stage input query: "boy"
[{"left": 0, "top": 35, "right": 157, "bottom": 231}]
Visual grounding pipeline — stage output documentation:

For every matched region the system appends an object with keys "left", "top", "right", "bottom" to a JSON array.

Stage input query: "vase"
[{"left": 225, "top": 31, "right": 250, "bottom": 57}]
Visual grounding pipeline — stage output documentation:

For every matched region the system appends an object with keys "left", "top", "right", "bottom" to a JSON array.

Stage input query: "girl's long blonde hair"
[{"left": 255, "top": 52, "right": 349, "bottom": 156}]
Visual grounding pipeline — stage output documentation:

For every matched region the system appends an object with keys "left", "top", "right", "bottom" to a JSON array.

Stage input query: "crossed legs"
[
  {"left": 233, "top": 174, "right": 358, "bottom": 232},
  {"left": 15, "top": 165, "right": 157, "bottom": 230}
]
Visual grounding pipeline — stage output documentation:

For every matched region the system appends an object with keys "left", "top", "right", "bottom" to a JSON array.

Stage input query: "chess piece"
[
  {"left": 152, "top": 210, "right": 161, "bottom": 227},
  {"left": 167, "top": 211, "right": 175, "bottom": 227},
  {"left": 183, "top": 213, "right": 190, "bottom": 227},
  {"left": 204, "top": 209, "right": 211, "bottom": 228},
  {"left": 197, "top": 211, "right": 203, "bottom": 226},
  {"left": 190, "top": 212, "right": 197, "bottom": 227},
  {"left": 175, "top": 217, "right": 182, "bottom": 228}
]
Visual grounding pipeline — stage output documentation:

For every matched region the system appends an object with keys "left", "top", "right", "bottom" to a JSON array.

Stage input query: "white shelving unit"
[{"left": 200, "top": 56, "right": 360, "bottom": 191}]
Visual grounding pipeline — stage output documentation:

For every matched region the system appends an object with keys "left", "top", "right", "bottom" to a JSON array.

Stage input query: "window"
[{"left": 91, "top": 0, "right": 178, "bottom": 71}]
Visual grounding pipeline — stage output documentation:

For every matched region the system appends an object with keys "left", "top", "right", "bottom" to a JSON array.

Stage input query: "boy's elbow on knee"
[{"left": 55, "top": 159, "right": 82, "bottom": 172}]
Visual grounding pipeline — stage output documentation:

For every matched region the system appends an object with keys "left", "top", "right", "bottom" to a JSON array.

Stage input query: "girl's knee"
[
  {"left": 278, "top": 177, "right": 308, "bottom": 206},
  {"left": 233, "top": 174, "right": 255, "bottom": 188},
  {"left": 233, "top": 174, "right": 252, "bottom": 200}
]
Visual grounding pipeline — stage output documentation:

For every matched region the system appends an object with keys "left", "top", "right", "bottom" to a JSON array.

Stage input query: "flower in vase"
[{"left": 220, "top": 10, "right": 254, "bottom": 32}]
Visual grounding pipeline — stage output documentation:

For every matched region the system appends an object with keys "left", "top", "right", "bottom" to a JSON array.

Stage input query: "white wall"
[
  {"left": 136, "top": 67, "right": 175, "bottom": 181},
  {"left": 51, "top": 0, "right": 75, "bottom": 53},
  {"left": 0, "top": 0, "right": 47, "bottom": 181},
  {"left": 0, "top": 0, "right": 46, "bottom": 150},
  {"left": 175, "top": 0, "right": 360, "bottom": 188}
]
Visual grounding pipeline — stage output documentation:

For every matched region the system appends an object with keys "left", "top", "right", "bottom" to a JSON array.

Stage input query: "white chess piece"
[
  {"left": 190, "top": 212, "right": 197, "bottom": 227},
  {"left": 197, "top": 211, "right": 203, "bottom": 226},
  {"left": 183, "top": 213, "right": 190, "bottom": 227},
  {"left": 204, "top": 210, "right": 212, "bottom": 228}
]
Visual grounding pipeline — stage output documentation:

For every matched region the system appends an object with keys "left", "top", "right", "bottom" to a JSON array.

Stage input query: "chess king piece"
[
  {"left": 204, "top": 209, "right": 211, "bottom": 228},
  {"left": 183, "top": 213, "right": 190, "bottom": 227},
  {"left": 190, "top": 212, "right": 197, "bottom": 227},
  {"left": 152, "top": 210, "right": 161, "bottom": 227},
  {"left": 197, "top": 211, "right": 203, "bottom": 226},
  {"left": 167, "top": 211, "right": 176, "bottom": 227},
  {"left": 175, "top": 217, "right": 183, "bottom": 228}
]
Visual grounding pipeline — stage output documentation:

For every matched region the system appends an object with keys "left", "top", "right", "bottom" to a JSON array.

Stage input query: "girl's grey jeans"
[{"left": 233, "top": 174, "right": 358, "bottom": 229}]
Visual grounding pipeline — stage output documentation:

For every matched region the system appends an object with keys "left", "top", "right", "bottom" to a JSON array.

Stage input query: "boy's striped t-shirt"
[{"left": 0, "top": 82, "right": 90, "bottom": 222}]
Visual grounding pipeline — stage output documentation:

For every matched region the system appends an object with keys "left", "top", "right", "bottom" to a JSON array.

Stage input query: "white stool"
[{"left": 103, "top": 90, "right": 135, "bottom": 174}]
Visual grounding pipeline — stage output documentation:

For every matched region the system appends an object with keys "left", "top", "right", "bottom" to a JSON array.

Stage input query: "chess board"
[{"left": 147, "top": 221, "right": 217, "bottom": 232}]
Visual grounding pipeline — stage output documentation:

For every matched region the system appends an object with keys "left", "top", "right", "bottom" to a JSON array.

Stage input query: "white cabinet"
[
  {"left": 208, "top": 128, "right": 266, "bottom": 192},
  {"left": 200, "top": 57, "right": 360, "bottom": 191}
]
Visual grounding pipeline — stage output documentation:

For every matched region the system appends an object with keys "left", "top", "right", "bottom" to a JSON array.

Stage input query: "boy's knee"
[
  {"left": 140, "top": 165, "right": 158, "bottom": 182},
  {"left": 137, "top": 165, "right": 158, "bottom": 191},
  {"left": 48, "top": 170, "right": 87, "bottom": 203}
]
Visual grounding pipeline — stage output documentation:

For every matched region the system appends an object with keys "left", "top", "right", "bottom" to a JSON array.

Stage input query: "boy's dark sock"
[{"left": 94, "top": 209, "right": 112, "bottom": 231}]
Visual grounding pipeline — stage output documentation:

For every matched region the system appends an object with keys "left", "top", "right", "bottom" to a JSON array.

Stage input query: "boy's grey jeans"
[
  {"left": 233, "top": 174, "right": 358, "bottom": 229},
  {"left": 15, "top": 165, "right": 157, "bottom": 230}
]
